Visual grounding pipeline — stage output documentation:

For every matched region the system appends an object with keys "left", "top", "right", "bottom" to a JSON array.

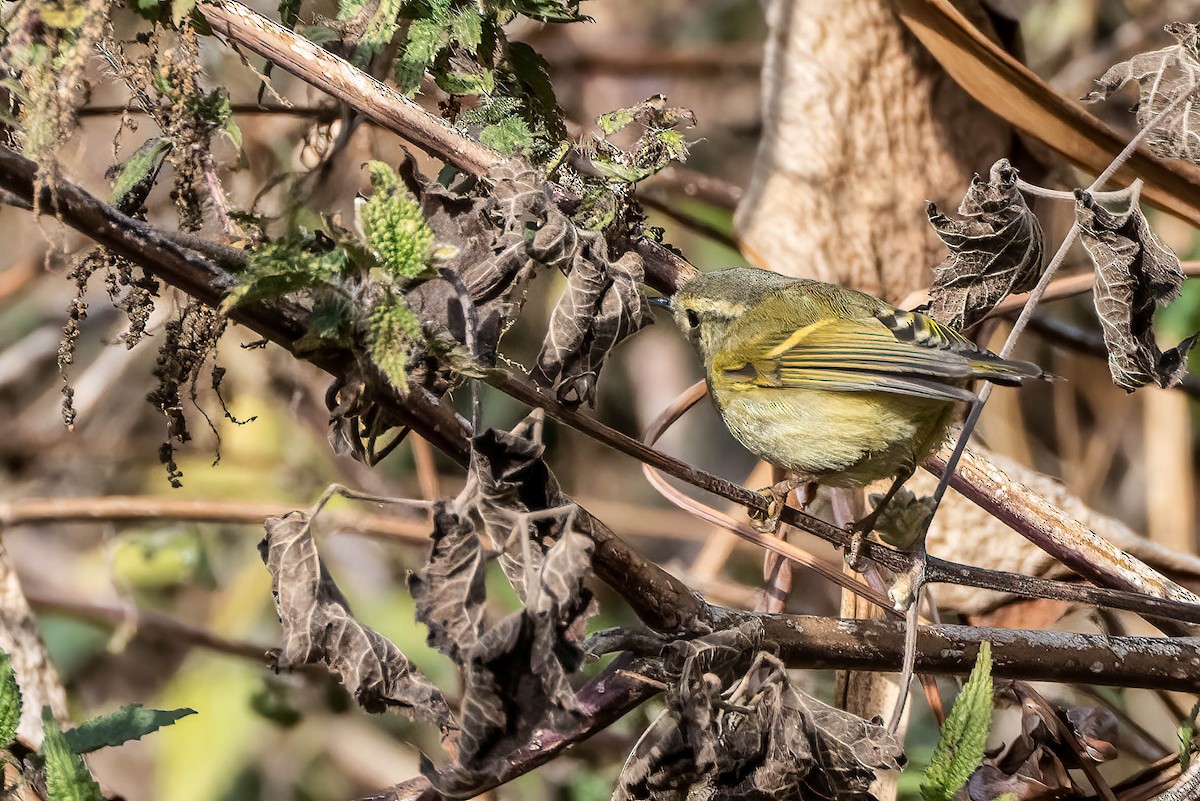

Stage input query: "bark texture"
[{"left": 736, "top": 0, "right": 1012, "bottom": 302}]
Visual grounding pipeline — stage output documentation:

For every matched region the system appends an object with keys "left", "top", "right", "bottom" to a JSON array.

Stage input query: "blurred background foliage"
[{"left": 4, "top": 0, "right": 1200, "bottom": 799}]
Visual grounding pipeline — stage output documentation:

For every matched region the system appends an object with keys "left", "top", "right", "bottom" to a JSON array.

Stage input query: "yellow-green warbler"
[{"left": 652, "top": 267, "right": 1044, "bottom": 533}]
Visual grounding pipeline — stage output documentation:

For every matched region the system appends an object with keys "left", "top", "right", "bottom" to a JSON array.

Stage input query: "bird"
[{"left": 651, "top": 266, "right": 1044, "bottom": 538}]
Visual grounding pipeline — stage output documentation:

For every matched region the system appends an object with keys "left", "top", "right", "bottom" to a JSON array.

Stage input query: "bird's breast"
[{"left": 710, "top": 385, "right": 952, "bottom": 485}]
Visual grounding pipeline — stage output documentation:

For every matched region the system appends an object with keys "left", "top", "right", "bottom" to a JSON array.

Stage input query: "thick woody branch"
[{"left": 369, "top": 617, "right": 1200, "bottom": 801}]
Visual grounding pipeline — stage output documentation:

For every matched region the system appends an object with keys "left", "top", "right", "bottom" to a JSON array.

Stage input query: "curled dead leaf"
[
  {"left": 926, "top": 159, "right": 1043, "bottom": 330},
  {"left": 1085, "top": 23, "right": 1200, "bottom": 164},
  {"left": 617, "top": 624, "right": 904, "bottom": 801},
  {"left": 1075, "top": 190, "right": 1197, "bottom": 391},
  {"left": 260, "top": 514, "right": 454, "bottom": 730}
]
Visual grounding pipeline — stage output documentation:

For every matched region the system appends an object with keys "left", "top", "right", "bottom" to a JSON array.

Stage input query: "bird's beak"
[{"left": 648, "top": 295, "right": 672, "bottom": 311}]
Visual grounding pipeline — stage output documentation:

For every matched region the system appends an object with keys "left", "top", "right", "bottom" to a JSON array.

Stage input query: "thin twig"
[
  {"left": 0, "top": 494, "right": 432, "bottom": 542},
  {"left": 25, "top": 590, "right": 270, "bottom": 661}
]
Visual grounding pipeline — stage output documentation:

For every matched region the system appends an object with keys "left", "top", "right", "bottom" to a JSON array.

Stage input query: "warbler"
[{"left": 652, "top": 267, "right": 1044, "bottom": 533}]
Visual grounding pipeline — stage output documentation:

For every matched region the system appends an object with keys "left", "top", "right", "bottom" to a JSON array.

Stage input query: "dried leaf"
[
  {"left": 397, "top": 158, "right": 650, "bottom": 406},
  {"left": 926, "top": 159, "right": 1043, "bottom": 330},
  {"left": 617, "top": 625, "right": 904, "bottom": 801},
  {"left": 967, "top": 682, "right": 1094, "bottom": 801},
  {"left": 1065, "top": 707, "right": 1118, "bottom": 764},
  {"left": 1075, "top": 190, "right": 1197, "bottom": 390},
  {"left": 1085, "top": 23, "right": 1200, "bottom": 163},
  {"left": 413, "top": 429, "right": 597, "bottom": 796},
  {"left": 533, "top": 241, "right": 651, "bottom": 406},
  {"left": 260, "top": 514, "right": 453, "bottom": 729}
]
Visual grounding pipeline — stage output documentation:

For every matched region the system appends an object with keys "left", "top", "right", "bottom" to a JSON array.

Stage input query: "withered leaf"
[
  {"left": 412, "top": 429, "right": 597, "bottom": 796},
  {"left": 259, "top": 514, "right": 453, "bottom": 729},
  {"left": 617, "top": 625, "right": 904, "bottom": 801},
  {"left": 1065, "top": 707, "right": 1118, "bottom": 763},
  {"left": 408, "top": 505, "right": 488, "bottom": 664},
  {"left": 1075, "top": 190, "right": 1197, "bottom": 390},
  {"left": 968, "top": 681, "right": 1106, "bottom": 801},
  {"left": 1085, "top": 23, "right": 1200, "bottom": 163},
  {"left": 926, "top": 159, "right": 1044, "bottom": 330},
  {"left": 398, "top": 157, "right": 651, "bottom": 409},
  {"left": 533, "top": 233, "right": 652, "bottom": 406}
]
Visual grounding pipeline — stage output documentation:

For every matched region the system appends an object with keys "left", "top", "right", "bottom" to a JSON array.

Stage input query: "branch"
[
  {"left": 24, "top": 591, "right": 269, "bottom": 661},
  {"left": 0, "top": 495, "right": 431, "bottom": 543}
]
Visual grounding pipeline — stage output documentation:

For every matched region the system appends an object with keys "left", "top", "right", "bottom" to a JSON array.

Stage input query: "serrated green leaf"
[
  {"left": 0, "top": 650, "right": 21, "bottom": 750},
  {"left": 222, "top": 240, "right": 346, "bottom": 313},
  {"left": 357, "top": 161, "right": 434, "bottom": 278},
  {"left": 395, "top": 16, "right": 446, "bottom": 93},
  {"left": 40, "top": 708, "right": 104, "bottom": 801},
  {"left": 63, "top": 705, "right": 196, "bottom": 754},
  {"left": 479, "top": 116, "right": 533, "bottom": 154},
  {"left": 368, "top": 290, "right": 423, "bottom": 389},
  {"left": 109, "top": 137, "right": 172, "bottom": 207},
  {"left": 921, "top": 641, "right": 994, "bottom": 801},
  {"left": 508, "top": 41, "right": 564, "bottom": 139},
  {"left": 354, "top": 0, "right": 407, "bottom": 63},
  {"left": 435, "top": 69, "right": 494, "bottom": 96},
  {"left": 335, "top": 0, "right": 365, "bottom": 20},
  {"left": 448, "top": 7, "right": 482, "bottom": 50}
]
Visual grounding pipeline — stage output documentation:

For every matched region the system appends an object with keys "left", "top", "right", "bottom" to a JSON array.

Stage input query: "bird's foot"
[{"left": 749, "top": 476, "right": 809, "bottom": 533}]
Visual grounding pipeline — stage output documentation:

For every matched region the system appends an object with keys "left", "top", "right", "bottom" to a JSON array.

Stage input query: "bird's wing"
[{"left": 728, "top": 308, "right": 1040, "bottom": 403}]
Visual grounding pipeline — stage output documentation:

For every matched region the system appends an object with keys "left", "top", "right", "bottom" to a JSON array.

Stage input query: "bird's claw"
[{"left": 750, "top": 487, "right": 785, "bottom": 533}]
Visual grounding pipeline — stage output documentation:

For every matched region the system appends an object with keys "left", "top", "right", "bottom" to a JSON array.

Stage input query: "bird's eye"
[{"left": 686, "top": 309, "right": 701, "bottom": 329}]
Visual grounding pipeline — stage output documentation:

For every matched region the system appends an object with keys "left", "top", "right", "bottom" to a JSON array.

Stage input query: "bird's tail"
[{"left": 967, "top": 353, "right": 1048, "bottom": 386}]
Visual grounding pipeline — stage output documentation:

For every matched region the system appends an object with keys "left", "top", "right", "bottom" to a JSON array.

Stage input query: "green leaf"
[
  {"left": 222, "top": 240, "right": 347, "bottom": 313},
  {"left": 479, "top": 116, "right": 534, "bottom": 154},
  {"left": 0, "top": 650, "right": 21, "bottom": 749},
  {"left": 40, "top": 708, "right": 104, "bottom": 801},
  {"left": 64, "top": 705, "right": 196, "bottom": 753},
  {"left": 277, "top": 0, "right": 301, "bottom": 28},
  {"left": 1180, "top": 700, "right": 1200, "bottom": 770},
  {"left": 507, "top": 41, "right": 565, "bottom": 140},
  {"left": 109, "top": 137, "right": 172, "bottom": 207},
  {"left": 354, "top": 0, "right": 407, "bottom": 63},
  {"left": 920, "top": 641, "right": 994, "bottom": 801},
  {"left": 435, "top": 69, "right": 494, "bottom": 97},
  {"left": 368, "top": 290, "right": 423, "bottom": 389},
  {"left": 357, "top": 161, "right": 435, "bottom": 278},
  {"left": 395, "top": 16, "right": 446, "bottom": 93},
  {"left": 448, "top": 7, "right": 483, "bottom": 50},
  {"left": 597, "top": 106, "right": 637, "bottom": 136},
  {"left": 509, "top": 0, "right": 587, "bottom": 23}
]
